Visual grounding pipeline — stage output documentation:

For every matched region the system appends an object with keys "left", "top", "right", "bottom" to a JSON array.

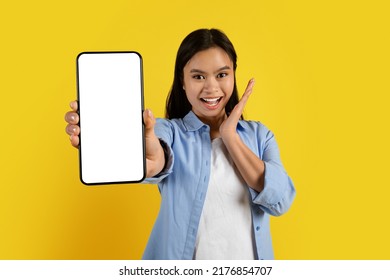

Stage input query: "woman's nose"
[{"left": 204, "top": 77, "right": 219, "bottom": 93}]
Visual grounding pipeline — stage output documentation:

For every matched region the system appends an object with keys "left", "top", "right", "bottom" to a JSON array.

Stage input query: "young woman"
[{"left": 65, "top": 28, "right": 296, "bottom": 260}]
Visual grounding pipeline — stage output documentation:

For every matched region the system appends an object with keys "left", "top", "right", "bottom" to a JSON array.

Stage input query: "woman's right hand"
[
  {"left": 64, "top": 101, "right": 165, "bottom": 178},
  {"left": 65, "top": 101, "right": 80, "bottom": 148}
]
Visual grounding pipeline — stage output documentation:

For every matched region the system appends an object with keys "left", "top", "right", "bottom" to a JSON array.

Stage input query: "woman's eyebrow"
[
  {"left": 216, "top": 65, "right": 231, "bottom": 72},
  {"left": 190, "top": 69, "right": 206, "bottom": 74},
  {"left": 189, "top": 65, "right": 231, "bottom": 74}
]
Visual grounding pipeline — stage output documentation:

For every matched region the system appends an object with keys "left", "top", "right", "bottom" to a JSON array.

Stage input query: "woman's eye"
[
  {"left": 193, "top": 75, "right": 205, "bottom": 80},
  {"left": 217, "top": 73, "right": 227, "bottom": 78}
]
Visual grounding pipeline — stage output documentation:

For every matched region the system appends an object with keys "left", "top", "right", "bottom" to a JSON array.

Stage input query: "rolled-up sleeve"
[{"left": 249, "top": 128, "right": 296, "bottom": 216}]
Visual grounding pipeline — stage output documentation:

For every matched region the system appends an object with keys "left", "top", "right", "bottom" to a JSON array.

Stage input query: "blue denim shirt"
[{"left": 143, "top": 111, "right": 296, "bottom": 260}]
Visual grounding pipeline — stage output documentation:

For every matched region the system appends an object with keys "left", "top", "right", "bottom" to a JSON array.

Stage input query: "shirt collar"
[
  {"left": 182, "top": 111, "right": 207, "bottom": 131},
  {"left": 182, "top": 110, "right": 245, "bottom": 132}
]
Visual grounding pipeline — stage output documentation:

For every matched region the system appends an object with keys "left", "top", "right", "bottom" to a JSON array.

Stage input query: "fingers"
[
  {"left": 65, "top": 111, "right": 79, "bottom": 125},
  {"left": 69, "top": 134, "right": 80, "bottom": 148},
  {"left": 65, "top": 123, "right": 80, "bottom": 136},
  {"left": 65, "top": 100, "right": 79, "bottom": 125},
  {"left": 241, "top": 78, "right": 255, "bottom": 102},
  {"left": 70, "top": 100, "right": 78, "bottom": 111},
  {"left": 66, "top": 100, "right": 80, "bottom": 149},
  {"left": 229, "top": 78, "right": 255, "bottom": 120}
]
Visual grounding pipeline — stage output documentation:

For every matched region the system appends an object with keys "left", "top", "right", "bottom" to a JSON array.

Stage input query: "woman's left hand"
[
  {"left": 220, "top": 78, "right": 255, "bottom": 139},
  {"left": 219, "top": 78, "right": 265, "bottom": 191}
]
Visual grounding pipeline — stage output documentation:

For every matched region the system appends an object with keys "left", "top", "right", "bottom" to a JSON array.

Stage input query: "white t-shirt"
[{"left": 194, "top": 138, "right": 255, "bottom": 260}]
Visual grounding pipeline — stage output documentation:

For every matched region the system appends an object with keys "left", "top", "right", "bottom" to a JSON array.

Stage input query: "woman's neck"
[{"left": 196, "top": 112, "right": 227, "bottom": 140}]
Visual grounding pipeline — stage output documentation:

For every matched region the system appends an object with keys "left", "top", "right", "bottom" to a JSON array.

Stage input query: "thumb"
[{"left": 143, "top": 109, "right": 156, "bottom": 136}]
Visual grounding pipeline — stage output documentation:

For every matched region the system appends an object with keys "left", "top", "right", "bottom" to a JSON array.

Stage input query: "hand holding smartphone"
[{"left": 76, "top": 52, "right": 145, "bottom": 185}]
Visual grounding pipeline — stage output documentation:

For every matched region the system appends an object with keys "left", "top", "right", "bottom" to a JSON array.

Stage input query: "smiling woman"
[
  {"left": 64, "top": 28, "right": 296, "bottom": 260},
  {"left": 139, "top": 30, "right": 295, "bottom": 259}
]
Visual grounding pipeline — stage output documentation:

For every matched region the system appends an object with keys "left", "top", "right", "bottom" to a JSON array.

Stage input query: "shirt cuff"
[
  {"left": 249, "top": 161, "right": 296, "bottom": 216},
  {"left": 142, "top": 139, "right": 174, "bottom": 184}
]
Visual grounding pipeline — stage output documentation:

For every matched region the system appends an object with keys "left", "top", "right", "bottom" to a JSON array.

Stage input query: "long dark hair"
[{"left": 165, "top": 28, "right": 241, "bottom": 119}]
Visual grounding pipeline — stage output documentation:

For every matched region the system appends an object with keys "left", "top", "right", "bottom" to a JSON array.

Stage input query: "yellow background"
[{"left": 1, "top": 0, "right": 389, "bottom": 259}]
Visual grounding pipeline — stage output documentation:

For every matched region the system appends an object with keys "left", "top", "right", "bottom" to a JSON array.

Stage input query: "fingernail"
[
  {"left": 70, "top": 134, "right": 73, "bottom": 141},
  {"left": 70, "top": 115, "right": 75, "bottom": 121},
  {"left": 72, "top": 127, "right": 77, "bottom": 133}
]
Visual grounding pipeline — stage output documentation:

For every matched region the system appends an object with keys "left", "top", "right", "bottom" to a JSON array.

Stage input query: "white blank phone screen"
[{"left": 77, "top": 52, "right": 145, "bottom": 185}]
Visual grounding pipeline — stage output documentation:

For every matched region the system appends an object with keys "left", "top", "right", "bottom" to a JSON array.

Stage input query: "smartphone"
[{"left": 76, "top": 52, "right": 145, "bottom": 185}]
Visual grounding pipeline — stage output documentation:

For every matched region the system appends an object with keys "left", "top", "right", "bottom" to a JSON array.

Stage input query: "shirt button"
[
  {"left": 256, "top": 226, "right": 260, "bottom": 231},
  {"left": 205, "top": 161, "right": 208, "bottom": 166}
]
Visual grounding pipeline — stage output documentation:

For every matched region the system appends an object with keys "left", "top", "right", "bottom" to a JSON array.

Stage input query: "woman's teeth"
[{"left": 201, "top": 97, "right": 222, "bottom": 105}]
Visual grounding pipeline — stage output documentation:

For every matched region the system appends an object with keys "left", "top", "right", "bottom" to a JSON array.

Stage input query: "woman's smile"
[{"left": 200, "top": 96, "right": 223, "bottom": 108}]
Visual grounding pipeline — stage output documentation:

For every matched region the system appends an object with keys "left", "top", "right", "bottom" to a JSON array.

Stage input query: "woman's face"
[{"left": 182, "top": 47, "right": 234, "bottom": 123}]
